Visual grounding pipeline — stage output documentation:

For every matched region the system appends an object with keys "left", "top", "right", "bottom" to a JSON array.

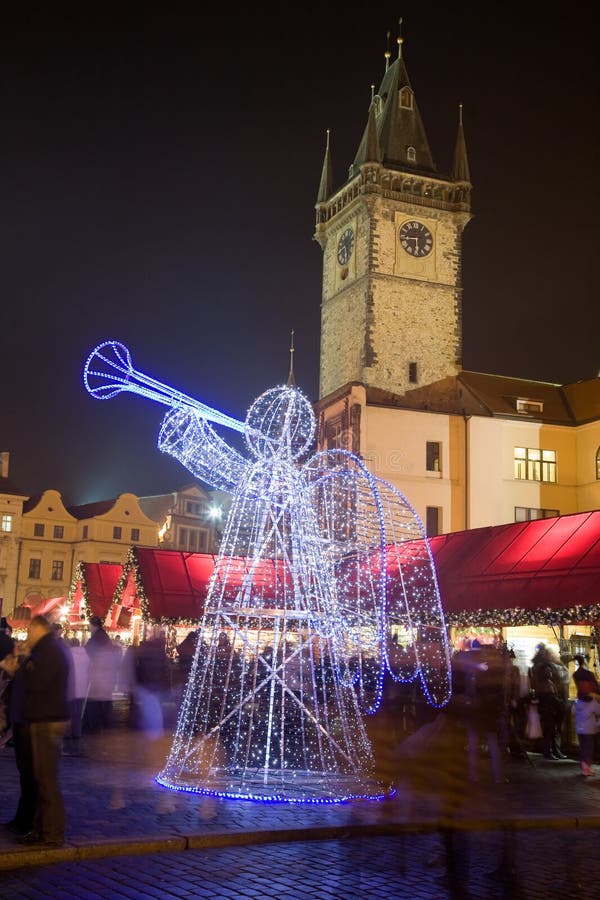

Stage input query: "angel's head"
[{"left": 244, "top": 385, "right": 315, "bottom": 461}]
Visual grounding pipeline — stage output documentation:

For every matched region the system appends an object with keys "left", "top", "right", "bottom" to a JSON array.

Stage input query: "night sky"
[{"left": 2, "top": 5, "right": 598, "bottom": 504}]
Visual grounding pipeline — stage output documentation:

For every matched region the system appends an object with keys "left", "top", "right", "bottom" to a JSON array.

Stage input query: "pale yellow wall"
[
  {"left": 320, "top": 398, "right": 596, "bottom": 537},
  {"left": 0, "top": 491, "right": 27, "bottom": 615},
  {"left": 19, "top": 490, "right": 78, "bottom": 604},
  {"left": 575, "top": 421, "right": 600, "bottom": 511},
  {"left": 362, "top": 405, "right": 459, "bottom": 533}
]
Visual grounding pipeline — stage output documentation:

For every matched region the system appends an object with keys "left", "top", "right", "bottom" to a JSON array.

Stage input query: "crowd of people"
[
  {"left": 0, "top": 615, "right": 189, "bottom": 847},
  {"left": 1, "top": 615, "right": 599, "bottom": 848}
]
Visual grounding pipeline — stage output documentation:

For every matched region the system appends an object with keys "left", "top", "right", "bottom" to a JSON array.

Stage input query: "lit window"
[
  {"left": 596, "top": 448, "right": 600, "bottom": 480},
  {"left": 51, "top": 560, "right": 64, "bottom": 580},
  {"left": 131, "top": 528, "right": 140, "bottom": 542},
  {"left": 29, "top": 558, "right": 41, "bottom": 579},
  {"left": 426, "top": 442, "right": 441, "bottom": 473},
  {"left": 113, "top": 526, "right": 122, "bottom": 540},
  {"left": 34, "top": 523, "right": 45, "bottom": 537},
  {"left": 407, "top": 146, "right": 416, "bottom": 162},
  {"left": 516, "top": 398, "right": 544, "bottom": 416},
  {"left": 514, "top": 447, "right": 556, "bottom": 483},
  {"left": 53, "top": 525, "right": 64, "bottom": 539},
  {"left": 1, "top": 514, "right": 12, "bottom": 533},
  {"left": 515, "top": 507, "right": 560, "bottom": 522},
  {"left": 426, "top": 507, "right": 441, "bottom": 537}
]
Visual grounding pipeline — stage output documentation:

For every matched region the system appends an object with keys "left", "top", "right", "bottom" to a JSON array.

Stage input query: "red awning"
[
  {"left": 124, "top": 548, "right": 215, "bottom": 621},
  {"left": 70, "top": 563, "right": 123, "bottom": 619},
  {"left": 430, "top": 510, "right": 600, "bottom": 621}
]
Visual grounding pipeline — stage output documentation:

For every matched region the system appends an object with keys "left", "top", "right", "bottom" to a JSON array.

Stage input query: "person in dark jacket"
[
  {"left": 1, "top": 644, "right": 36, "bottom": 836},
  {"left": 19, "top": 614, "right": 70, "bottom": 847}
]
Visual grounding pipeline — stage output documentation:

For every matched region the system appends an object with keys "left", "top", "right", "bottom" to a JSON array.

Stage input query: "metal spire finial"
[
  {"left": 459, "top": 103, "right": 463, "bottom": 125},
  {"left": 397, "top": 17, "right": 403, "bottom": 59},
  {"left": 384, "top": 30, "right": 391, "bottom": 71},
  {"left": 287, "top": 329, "right": 296, "bottom": 387}
]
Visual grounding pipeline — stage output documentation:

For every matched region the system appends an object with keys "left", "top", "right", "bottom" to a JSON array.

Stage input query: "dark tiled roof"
[
  {"left": 362, "top": 372, "right": 600, "bottom": 427},
  {"left": 67, "top": 498, "right": 117, "bottom": 520},
  {"left": 0, "top": 476, "right": 29, "bottom": 498}
]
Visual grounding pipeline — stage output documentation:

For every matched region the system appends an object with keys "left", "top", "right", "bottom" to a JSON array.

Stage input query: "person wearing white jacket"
[{"left": 574, "top": 694, "right": 600, "bottom": 776}]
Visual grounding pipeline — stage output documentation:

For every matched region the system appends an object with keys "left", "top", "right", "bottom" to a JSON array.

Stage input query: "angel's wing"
[{"left": 304, "top": 449, "right": 451, "bottom": 712}]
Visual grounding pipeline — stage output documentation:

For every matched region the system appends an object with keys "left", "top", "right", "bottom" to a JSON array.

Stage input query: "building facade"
[{"left": 315, "top": 38, "right": 600, "bottom": 535}]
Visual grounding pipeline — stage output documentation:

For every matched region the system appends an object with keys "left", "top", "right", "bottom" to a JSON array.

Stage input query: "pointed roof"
[
  {"left": 316, "top": 130, "right": 333, "bottom": 204},
  {"left": 451, "top": 105, "right": 471, "bottom": 183},
  {"left": 354, "top": 100, "right": 382, "bottom": 167},
  {"left": 353, "top": 52, "right": 436, "bottom": 176}
]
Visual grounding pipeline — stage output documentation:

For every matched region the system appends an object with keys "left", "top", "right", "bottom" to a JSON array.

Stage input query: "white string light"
[{"left": 84, "top": 341, "right": 451, "bottom": 803}]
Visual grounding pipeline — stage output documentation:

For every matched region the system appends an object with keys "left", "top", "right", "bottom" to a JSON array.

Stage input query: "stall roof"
[
  {"left": 70, "top": 562, "right": 123, "bottom": 619},
  {"left": 430, "top": 510, "right": 600, "bottom": 621},
  {"left": 121, "top": 547, "right": 215, "bottom": 622}
]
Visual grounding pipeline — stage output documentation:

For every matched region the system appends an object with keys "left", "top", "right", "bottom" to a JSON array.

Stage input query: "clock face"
[
  {"left": 399, "top": 220, "right": 433, "bottom": 258},
  {"left": 337, "top": 227, "right": 355, "bottom": 266}
]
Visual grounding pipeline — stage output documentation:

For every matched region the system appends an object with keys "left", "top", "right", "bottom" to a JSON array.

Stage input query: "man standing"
[{"left": 20, "top": 614, "right": 70, "bottom": 847}]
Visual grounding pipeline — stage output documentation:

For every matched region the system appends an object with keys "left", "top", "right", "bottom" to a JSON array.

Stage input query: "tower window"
[
  {"left": 407, "top": 146, "right": 416, "bottom": 162},
  {"left": 426, "top": 507, "right": 441, "bottom": 537},
  {"left": 399, "top": 88, "right": 413, "bottom": 109},
  {"left": 408, "top": 362, "right": 418, "bottom": 384},
  {"left": 426, "top": 442, "right": 441, "bottom": 473}
]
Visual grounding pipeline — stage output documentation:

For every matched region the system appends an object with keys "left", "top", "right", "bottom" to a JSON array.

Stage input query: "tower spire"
[
  {"left": 397, "top": 17, "right": 403, "bottom": 59},
  {"left": 287, "top": 330, "right": 296, "bottom": 387},
  {"left": 316, "top": 129, "right": 333, "bottom": 204},
  {"left": 451, "top": 103, "right": 471, "bottom": 183},
  {"left": 384, "top": 30, "right": 391, "bottom": 72}
]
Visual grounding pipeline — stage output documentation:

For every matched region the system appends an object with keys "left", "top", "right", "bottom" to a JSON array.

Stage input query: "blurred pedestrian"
[
  {"left": 19, "top": 614, "right": 70, "bottom": 847},
  {"left": 64, "top": 638, "right": 90, "bottom": 748},
  {"left": 530, "top": 644, "right": 568, "bottom": 759},
  {"left": 572, "top": 654, "right": 599, "bottom": 699},
  {"left": 84, "top": 615, "right": 119, "bottom": 732},
  {"left": 574, "top": 692, "right": 600, "bottom": 776}
]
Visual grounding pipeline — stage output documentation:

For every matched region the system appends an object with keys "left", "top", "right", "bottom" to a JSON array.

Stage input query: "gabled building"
[
  {"left": 0, "top": 452, "right": 28, "bottom": 615},
  {"left": 138, "top": 483, "right": 224, "bottom": 555},
  {"left": 314, "top": 33, "right": 600, "bottom": 536}
]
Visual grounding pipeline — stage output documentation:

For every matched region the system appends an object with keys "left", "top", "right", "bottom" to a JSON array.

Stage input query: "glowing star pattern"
[{"left": 83, "top": 340, "right": 451, "bottom": 803}]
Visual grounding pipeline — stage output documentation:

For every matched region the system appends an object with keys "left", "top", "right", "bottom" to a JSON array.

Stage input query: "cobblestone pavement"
[
  {"left": 1, "top": 829, "right": 598, "bottom": 899},
  {"left": 1, "top": 723, "right": 599, "bottom": 896}
]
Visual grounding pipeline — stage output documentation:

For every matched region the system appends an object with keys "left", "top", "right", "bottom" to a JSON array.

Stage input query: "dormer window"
[
  {"left": 407, "top": 146, "right": 416, "bottom": 162},
  {"left": 373, "top": 94, "right": 383, "bottom": 116},
  {"left": 515, "top": 398, "right": 544, "bottom": 416},
  {"left": 399, "top": 88, "right": 413, "bottom": 109}
]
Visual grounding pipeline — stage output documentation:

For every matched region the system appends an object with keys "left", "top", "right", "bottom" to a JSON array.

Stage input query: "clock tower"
[{"left": 315, "top": 34, "right": 471, "bottom": 402}]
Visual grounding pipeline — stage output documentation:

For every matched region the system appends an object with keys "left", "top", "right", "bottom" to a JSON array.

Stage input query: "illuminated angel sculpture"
[{"left": 84, "top": 340, "right": 451, "bottom": 803}]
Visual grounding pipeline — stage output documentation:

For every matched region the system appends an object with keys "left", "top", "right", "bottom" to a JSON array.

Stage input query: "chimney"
[{"left": 0, "top": 452, "right": 9, "bottom": 478}]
